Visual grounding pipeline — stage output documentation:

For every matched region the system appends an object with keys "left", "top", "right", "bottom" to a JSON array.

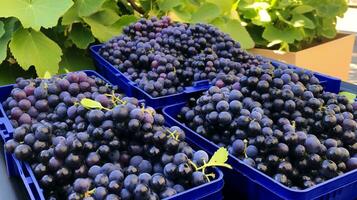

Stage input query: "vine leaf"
[
  {"left": 88, "top": 9, "right": 121, "bottom": 26},
  {"left": 0, "top": 0, "right": 73, "bottom": 31},
  {"left": 77, "top": 0, "right": 106, "bottom": 17},
  {"left": 9, "top": 28, "right": 62, "bottom": 78},
  {"left": 112, "top": 15, "right": 138, "bottom": 31},
  {"left": 191, "top": 3, "right": 221, "bottom": 23},
  {"left": 339, "top": 92, "right": 357, "bottom": 103},
  {"left": 157, "top": 0, "right": 182, "bottom": 11},
  {"left": 62, "top": 3, "right": 82, "bottom": 25},
  {"left": 84, "top": 14, "right": 137, "bottom": 42},
  {"left": 206, "top": 147, "right": 232, "bottom": 169},
  {"left": 80, "top": 98, "right": 106, "bottom": 110},
  {"left": 69, "top": 23, "right": 95, "bottom": 49},
  {"left": 212, "top": 18, "right": 255, "bottom": 49},
  {"left": 83, "top": 17, "right": 120, "bottom": 42},
  {"left": 59, "top": 47, "right": 94, "bottom": 74},
  {"left": 0, "top": 22, "right": 5, "bottom": 38},
  {"left": 206, "top": 0, "right": 235, "bottom": 14},
  {"left": 0, "top": 18, "right": 19, "bottom": 63}
]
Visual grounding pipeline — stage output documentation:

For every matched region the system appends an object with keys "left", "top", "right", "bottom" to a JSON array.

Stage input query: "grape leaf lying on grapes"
[
  {"left": 339, "top": 91, "right": 357, "bottom": 103},
  {"left": 197, "top": 147, "right": 232, "bottom": 171},
  {"left": 206, "top": 147, "right": 232, "bottom": 169},
  {"left": 79, "top": 98, "right": 108, "bottom": 110}
]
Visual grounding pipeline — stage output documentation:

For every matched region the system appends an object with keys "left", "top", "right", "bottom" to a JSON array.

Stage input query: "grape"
[
  {"left": 34, "top": 86, "right": 48, "bottom": 99},
  {"left": 18, "top": 99, "right": 31, "bottom": 110},
  {"left": 178, "top": 59, "right": 357, "bottom": 189},
  {"left": 18, "top": 113, "right": 31, "bottom": 125},
  {"left": 14, "top": 144, "right": 32, "bottom": 160},
  {"left": 100, "top": 17, "right": 268, "bottom": 98}
]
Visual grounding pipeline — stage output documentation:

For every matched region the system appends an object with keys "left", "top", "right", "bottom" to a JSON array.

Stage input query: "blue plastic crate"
[
  {"left": 0, "top": 70, "right": 225, "bottom": 200},
  {"left": 162, "top": 86, "right": 357, "bottom": 200},
  {"left": 90, "top": 45, "right": 211, "bottom": 109}
]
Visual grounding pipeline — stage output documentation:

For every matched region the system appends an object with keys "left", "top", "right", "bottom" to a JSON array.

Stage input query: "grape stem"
[
  {"left": 243, "top": 139, "right": 248, "bottom": 158},
  {"left": 166, "top": 129, "right": 179, "bottom": 141},
  {"left": 84, "top": 188, "right": 95, "bottom": 197},
  {"left": 204, "top": 173, "right": 216, "bottom": 182},
  {"left": 127, "top": 0, "right": 145, "bottom": 14},
  {"left": 196, "top": 162, "right": 233, "bottom": 171}
]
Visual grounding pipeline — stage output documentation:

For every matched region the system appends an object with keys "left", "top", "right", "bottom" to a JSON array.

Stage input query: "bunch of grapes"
[
  {"left": 99, "top": 17, "right": 269, "bottom": 97},
  {"left": 179, "top": 63, "right": 357, "bottom": 189},
  {"left": 3, "top": 72, "right": 215, "bottom": 199}
]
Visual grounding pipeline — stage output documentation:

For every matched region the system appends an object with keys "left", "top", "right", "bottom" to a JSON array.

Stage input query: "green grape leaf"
[
  {"left": 212, "top": 18, "right": 255, "bottom": 49},
  {"left": 206, "top": 0, "right": 235, "bottom": 14},
  {"left": 9, "top": 28, "right": 62, "bottom": 78},
  {"left": 87, "top": 9, "right": 121, "bottom": 26},
  {"left": 291, "top": 14, "right": 315, "bottom": 29},
  {"left": 77, "top": 0, "right": 106, "bottom": 17},
  {"left": 257, "top": 9, "right": 271, "bottom": 22},
  {"left": 245, "top": 2, "right": 270, "bottom": 9},
  {"left": 0, "top": 22, "right": 5, "bottom": 38},
  {"left": 304, "top": 0, "right": 348, "bottom": 17},
  {"left": 320, "top": 17, "right": 337, "bottom": 38},
  {"left": 62, "top": 3, "right": 82, "bottom": 25},
  {"left": 69, "top": 23, "right": 95, "bottom": 49},
  {"left": 80, "top": 98, "right": 105, "bottom": 110},
  {"left": 102, "top": 0, "right": 121, "bottom": 14},
  {"left": 83, "top": 18, "right": 117, "bottom": 42},
  {"left": 112, "top": 15, "right": 138, "bottom": 29},
  {"left": 157, "top": 0, "right": 182, "bottom": 11},
  {"left": 83, "top": 11, "right": 130, "bottom": 42},
  {"left": 85, "top": 14, "right": 137, "bottom": 43},
  {"left": 339, "top": 92, "right": 357, "bottom": 103},
  {"left": 206, "top": 147, "right": 232, "bottom": 169},
  {"left": 168, "top": 7, "right": 192, "bottom": 22},
  {"left": 0, "top": 63, "right": 36, "bottom": 85},
  {"left": 191, "top": 3, "right": 221, "bottom": 23},
  {"left": 0, "top": 0, "right": 73, "bottom": 31},
  {"left": 59, "top": 48, "right": 94, "bottom": 74},
  {"left": 292, "top": 5, "right": 315, "bottom": 14},
  {"left": 0, "top": 18, "right": 19, "bottom": 63},
  {"left": 262, "top": 24, "right": 303, "bottom": 44},
  {"left": 139, "top": 0, "right": 154, "bottom": 11}
]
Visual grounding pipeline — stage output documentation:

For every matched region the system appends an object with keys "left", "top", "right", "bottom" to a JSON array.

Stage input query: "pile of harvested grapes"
[
  {"left": 99, "top": 17, "right": 269, "bottom": 97},
  {"left": 179, "top": 63, "right": 357, "bottom": 189},
  {"left": 3, "top": 72, "right": 223, "bottom": 199},
  {"left": 2, "top": 15, "right": 357, "bottom": 199}
]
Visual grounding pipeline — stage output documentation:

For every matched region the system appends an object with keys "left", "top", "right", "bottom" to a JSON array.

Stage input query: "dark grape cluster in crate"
[
  {"left": 3, "top": 72, "right": 220, "bottom": 199},
  {"left": 99, "top": 17, "right": 269, "bottom": 97},
  {"left": 179, "top": 63, "right": 357, "bottom": 189}
]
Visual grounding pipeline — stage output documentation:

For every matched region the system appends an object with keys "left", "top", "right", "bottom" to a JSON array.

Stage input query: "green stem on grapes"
[
  {"left": 188, "top": 159, "right": 198, "bottom": 171},
  {"left": 196, "top": 163, "right": 233, "bottom": 171},
  {"left": 166, "top": 129, "right": 179, "bottom": 141},
  {"left": 204, "top": 173, "right": 216, "bottom": 182},
  {"left": 84, "top": 188, "right": 95, "bottom": 197},
  {"left": 243, "top": 139, "right": 248, "bottom": 158}
]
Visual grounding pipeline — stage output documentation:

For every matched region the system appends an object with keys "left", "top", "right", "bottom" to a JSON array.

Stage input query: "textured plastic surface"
[
  {"left": 0, "top": 70, "right": 224, "bottom": 200},
  {"left": 90, "top": 45, "right": 211, "bottom": 109}
]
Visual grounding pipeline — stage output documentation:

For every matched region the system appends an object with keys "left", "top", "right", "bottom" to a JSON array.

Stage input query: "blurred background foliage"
[{"left": 0, "top": 0, "right": 348, "bottom": 85}]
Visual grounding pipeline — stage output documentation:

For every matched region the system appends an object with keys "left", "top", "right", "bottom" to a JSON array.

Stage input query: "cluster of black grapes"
[
  {"left": 99, "top": 16, "right": 269, "bottom": 97},
  {"left": 3, "top": 72, "right": 213, "bottom": 199},
  {"left": 179, "top": 63, "right": 357, "bottom": 189}
]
